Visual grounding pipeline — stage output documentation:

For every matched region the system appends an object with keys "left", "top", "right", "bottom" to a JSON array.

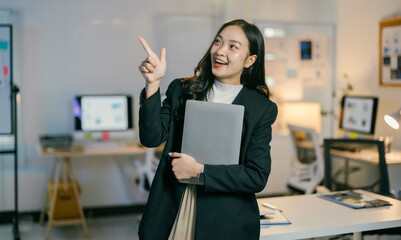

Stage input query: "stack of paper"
[{"left": 260, "top": 207, "right": 291, "bottom": 225}]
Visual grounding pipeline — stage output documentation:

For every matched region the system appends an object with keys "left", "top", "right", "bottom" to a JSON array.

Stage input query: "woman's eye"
[
  {"left": 214, "top": 39, "right": 221, "bottom": 45},
  {"left": 230, "top": 45, "right": 238, "bottom": 49}
]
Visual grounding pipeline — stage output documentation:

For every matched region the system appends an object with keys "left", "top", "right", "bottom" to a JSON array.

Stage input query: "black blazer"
[{"left": 138, "top": 79, "right": 278, "bottom": 240}]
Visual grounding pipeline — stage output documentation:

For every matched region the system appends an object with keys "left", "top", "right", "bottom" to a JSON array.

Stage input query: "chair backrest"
[
  {"left": 323, "top": 138, "right": 390, "bottom": 196},
  {"left": 287, "top": 124, "right": 324, "bottom": 194}
]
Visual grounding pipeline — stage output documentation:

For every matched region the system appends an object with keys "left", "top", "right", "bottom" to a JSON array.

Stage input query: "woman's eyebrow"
[
  {"left": 216, "top": 34, "right": 242, "bottom": 46},
  {"left": 229, "top": 40, "right": 242, "bottom": 46}
]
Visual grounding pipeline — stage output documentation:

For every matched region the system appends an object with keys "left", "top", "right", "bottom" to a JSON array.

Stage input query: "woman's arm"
[
  {"left": 138, "top": 37, "right": 171, "bottom": 147},
  {"left": 202, "top": 102, "right": 278, "bottom": 194},
  {"left": 138, "top": 80, "right": 179, "bottom": 148}
]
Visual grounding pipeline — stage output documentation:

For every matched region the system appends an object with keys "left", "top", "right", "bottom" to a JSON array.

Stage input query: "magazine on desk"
[{"left": 318, "top": 190, "right": 392, "bottom": 209}]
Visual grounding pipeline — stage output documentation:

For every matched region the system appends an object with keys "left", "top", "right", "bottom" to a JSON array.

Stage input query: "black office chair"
[{"left": 323, "top": 138, "right": 391, "bottom": 196}]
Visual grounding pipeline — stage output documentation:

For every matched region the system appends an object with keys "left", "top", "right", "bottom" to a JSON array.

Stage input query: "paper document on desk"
[
  {"left": 318, "top": 190, "right": 392, "bottom": 209},
  {"left": 260, "top": 209, "right": 291, "bottom": 225}
]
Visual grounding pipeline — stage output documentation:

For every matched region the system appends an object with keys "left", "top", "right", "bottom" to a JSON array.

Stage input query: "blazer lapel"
[
  {"left": 232, "top": 87, "right": 252, "bottom": 108},
  {"left": 231, "top": 87, "right": 253, "bottom": 163}
]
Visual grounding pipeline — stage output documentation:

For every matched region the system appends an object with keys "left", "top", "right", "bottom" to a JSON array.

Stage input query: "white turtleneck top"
[{"left": 207, "top": 80, "right": 243, "bottom": 104}]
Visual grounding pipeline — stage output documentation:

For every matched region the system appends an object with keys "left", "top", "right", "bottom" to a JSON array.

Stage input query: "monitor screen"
[
  {"left": 74, "top": 95, "right": 133, "bottom": 132},
  {"left": 339, "top": 96, "right": 378, "bottom": 135}
]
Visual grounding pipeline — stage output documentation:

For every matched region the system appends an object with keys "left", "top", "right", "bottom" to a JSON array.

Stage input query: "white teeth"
[{"left": 215, "top": 59, "right": 227, "bottom": 64}]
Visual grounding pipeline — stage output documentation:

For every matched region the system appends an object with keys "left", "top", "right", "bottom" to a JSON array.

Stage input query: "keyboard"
[{"left": 82, "top": 141, "right": 126, "bottom": 149}]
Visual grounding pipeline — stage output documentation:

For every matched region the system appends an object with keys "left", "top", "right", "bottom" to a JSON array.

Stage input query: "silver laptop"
[{"left": 179, "top": 100, "right": 244, "bottom": 185}]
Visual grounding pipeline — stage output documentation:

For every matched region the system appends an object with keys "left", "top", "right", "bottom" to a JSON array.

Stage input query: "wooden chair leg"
[
  {"left": 65, "top": 159, "right": 90, "bottom": 237},
  {"left": 46, "top": 159, "right": 61, "bottom": 240},
  {"left": 353, "top": 232, "right": 362, "bottom": 240},
  {"left": 45, "top": 223, "right": 52, "bottom": 240},
  {"left": 39, "top": 188, "right": 49, "bottom": 225},
  {"left": 40, "top": 159, "right": 56, "bottom": 224}
]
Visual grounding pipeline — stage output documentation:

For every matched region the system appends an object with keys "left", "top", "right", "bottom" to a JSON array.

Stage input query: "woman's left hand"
[{"left": 169, "top": 152, "right": 204, "bottom": 180}]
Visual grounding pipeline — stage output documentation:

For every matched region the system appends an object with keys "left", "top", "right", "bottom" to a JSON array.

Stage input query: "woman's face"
[{"left": 210, "top": 25, "right": 256, "bottom": 85}]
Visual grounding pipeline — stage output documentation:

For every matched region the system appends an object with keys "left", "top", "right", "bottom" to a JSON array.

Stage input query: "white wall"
[
  {"left": 336, "top": 0, "right": 401, "bottom": 149},
  {"left": 7, "top": 0, "right": 335, "bottom": 156},
  {"left": 3, "top": 0, "right": 398, "bottom": 212},
  {"left": 0, "top": 0, "right": 222, "bottom": 211}
]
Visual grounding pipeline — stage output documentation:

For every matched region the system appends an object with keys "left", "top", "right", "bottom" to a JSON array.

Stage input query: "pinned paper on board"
[
  {"left": 379, "top": 16, "right": 401, "bottom": 86},
  {"left": 288, "top": 35, "right": 329, "bottom": 87},
  {"left": 0, "top": 40, "right": 8, "bottom": 50}
]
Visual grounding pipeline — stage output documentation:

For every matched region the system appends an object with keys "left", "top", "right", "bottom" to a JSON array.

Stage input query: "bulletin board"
[
  {"left": 0, "top": 24, "right": 12, "bottom": 134},
  {"left": 255, "top": 20, "right": 336, "bottom": 138},
  {"left": 379, "top": 16, "right": 401, "bottom": 87}
]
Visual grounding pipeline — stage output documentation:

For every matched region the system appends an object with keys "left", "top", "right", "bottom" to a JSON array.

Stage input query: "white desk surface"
[
  {"left": 258, "top": 190, "right": 401, "bottom": 240},
  {"left": 296, "top": 141, "right": 401, "bottom": 165},
  {"left": 331, "top": 149, "right": 401, "bottom": 165}
]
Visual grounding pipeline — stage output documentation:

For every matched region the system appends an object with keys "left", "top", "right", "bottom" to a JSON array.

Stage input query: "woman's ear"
[{"left": 244, "top": 55, "right": 257, "bottom": 68}]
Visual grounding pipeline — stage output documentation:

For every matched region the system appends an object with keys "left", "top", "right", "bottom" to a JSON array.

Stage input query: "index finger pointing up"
[
  {"left": 168, "top": 152, "right": 182, "bottom": 158},
  {"left": 138, "top": 37, "right": 155, "bottom": 56}
]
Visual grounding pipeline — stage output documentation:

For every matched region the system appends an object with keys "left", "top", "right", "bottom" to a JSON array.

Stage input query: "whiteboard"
[{"left": 0, "top": 25, "right": 12, "bottom": 134}]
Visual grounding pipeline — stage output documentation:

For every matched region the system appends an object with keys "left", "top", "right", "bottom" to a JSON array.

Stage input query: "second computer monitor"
[{"left": 73, "top": 94, "right": 133, "bottom": 132}]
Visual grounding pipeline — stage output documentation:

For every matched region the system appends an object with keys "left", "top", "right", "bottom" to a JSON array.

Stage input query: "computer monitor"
[
  {"left": 339, "top": 96, "right": 378, "bottom": 135},
  {"left": 74, "top": 95, "right": 133, "bottom": 132}
]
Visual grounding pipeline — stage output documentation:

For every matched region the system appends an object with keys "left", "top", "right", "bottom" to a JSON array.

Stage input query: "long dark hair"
[{"left": 176, "top": 19, "right": 269, "bottom": 119}]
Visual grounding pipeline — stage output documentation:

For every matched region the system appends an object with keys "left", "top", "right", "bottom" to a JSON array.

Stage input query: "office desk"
[
  {"left": 296, "top": 142, "right": 401, "bottom": 165},
  {"left": 258, "top": 190, "right": 401, "bottom": 240},
  {"left": 39, "top": 141, "right": 153, "bottom": 157},
  {"left": 330, "top": 149, "right": 401, "bottom": 165},
  {"left": 330, "top": 149, "right": 401, "bottom": 196},
  {"left": 38, "top": 142, "right": 163, "bottom": 240}
]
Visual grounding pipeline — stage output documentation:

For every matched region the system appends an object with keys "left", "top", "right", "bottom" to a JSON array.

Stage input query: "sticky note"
[
  {"left": 3, "top": 66, "right": 8, "bottom": 76},
  {"left": 0, "top": 41, "right": 8, "bottom": 50}
]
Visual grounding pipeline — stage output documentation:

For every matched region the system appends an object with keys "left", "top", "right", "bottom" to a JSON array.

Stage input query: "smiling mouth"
[{"left": 214, "top": 58, "right": 227, "bottom": 68}]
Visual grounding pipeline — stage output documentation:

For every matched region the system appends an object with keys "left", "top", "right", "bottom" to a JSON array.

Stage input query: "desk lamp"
[{"left": 384, "top": 107, "right": 401, "bottom": 129}]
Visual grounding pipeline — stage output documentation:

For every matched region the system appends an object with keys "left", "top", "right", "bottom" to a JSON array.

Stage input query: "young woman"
[{"left": 137, "top": 19, "right": 278, "bottom": 240}]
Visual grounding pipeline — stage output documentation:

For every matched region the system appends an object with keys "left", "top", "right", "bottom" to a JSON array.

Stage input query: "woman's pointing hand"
[{"left": 138, "top": 37, "right": 166, "bottom": 97}]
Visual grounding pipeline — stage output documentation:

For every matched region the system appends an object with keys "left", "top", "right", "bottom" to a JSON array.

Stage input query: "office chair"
[
  {"left": 323, "top": 138, "right": 391, "bottom": 197},
  {"left": 130, "top": 147, "right": 159, "bottom": 192},
  {"left": 286, "top": 124, "right": 324, "bottom": 194}
]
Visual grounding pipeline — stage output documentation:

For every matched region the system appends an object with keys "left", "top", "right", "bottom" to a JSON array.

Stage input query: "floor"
[{"left": 0, "top": 214, "right": 141, "bottom": 240}]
